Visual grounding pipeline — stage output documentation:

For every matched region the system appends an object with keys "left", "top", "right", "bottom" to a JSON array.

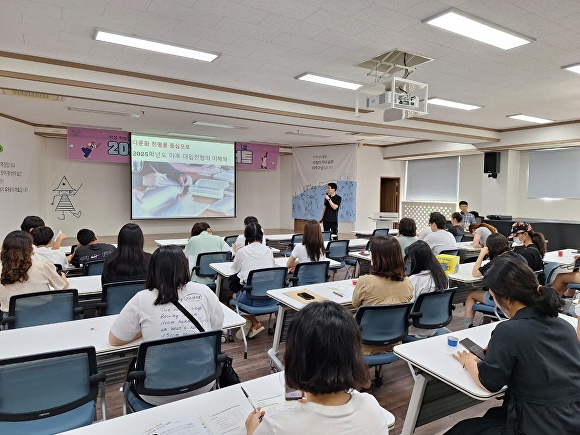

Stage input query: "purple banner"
[
  {"left": 235, "top": 143, "right": 279, "bottom": 170},
  {"left": 67, "top": 128, "right": 130, "bottom": 163}
]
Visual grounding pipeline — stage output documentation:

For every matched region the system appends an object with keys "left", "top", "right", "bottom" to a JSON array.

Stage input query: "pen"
[
  {"left": 333, "top": 290, "right": 344, "bottom": 297},
  {"left": 241, "top": 386, "right": 258, "bottom": 412},
  {"left": 148, "top": 163, "right": 160, "bottom": 173}
]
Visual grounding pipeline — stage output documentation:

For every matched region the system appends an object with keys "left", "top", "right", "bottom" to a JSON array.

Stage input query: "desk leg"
[
  {"left": 267, "top": 305, "right": 288, "bottom": 372},
  {"left": 401, "top": 373, "right": 428, "bottom": 435},
  {"left": 214, "top": 275, "right": 224, "bottom": 297}
]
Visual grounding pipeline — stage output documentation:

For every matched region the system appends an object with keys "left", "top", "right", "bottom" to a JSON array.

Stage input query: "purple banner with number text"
[
  {"left": 235, "top": 143, "right": 279, "bottom": 170},
  {"left": 67, "top": 128, "right": 131, "bottom": 163}
]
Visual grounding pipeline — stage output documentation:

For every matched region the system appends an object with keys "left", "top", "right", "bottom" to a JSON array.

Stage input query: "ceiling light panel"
[
  {"left": 192, "top": 121, "right": 246, "bottom": 129},
  {"left": 562, "top": 63, "right": 580, "bottom": 74},
  {"left": 295, "top": 73, "right": 362, "bottom": 90},
  {"left": 68, "top": 106, "right": 143, "bottom": 118},
  {"left": 507, "top": 114, "right": 553, "bottom": 124},
  {"left": 94, "top": 30, "right": 219, "bottom": 62},
  {"left": 423, "top": 9, "right": 534, "bottom": 50},
  {"left": 167, "top": 133, "right": 217, "bottom": 139},
  {"left": 428, "top": 98, "right": 482, "bottom": 111}
]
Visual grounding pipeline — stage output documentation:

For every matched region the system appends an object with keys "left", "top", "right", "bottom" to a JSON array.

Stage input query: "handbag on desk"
[{"left": 172, "top": 300, "right": 240, "bottom": 387}]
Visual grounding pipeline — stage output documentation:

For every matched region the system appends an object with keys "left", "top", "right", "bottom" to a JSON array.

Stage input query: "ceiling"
[{"left": 2, "top": 0, "right": 580, "bottom": 152}]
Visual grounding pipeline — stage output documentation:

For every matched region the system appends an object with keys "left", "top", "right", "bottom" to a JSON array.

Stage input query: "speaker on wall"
[{"left": 484, "top": 152, "right": 500, "bottom": 176}]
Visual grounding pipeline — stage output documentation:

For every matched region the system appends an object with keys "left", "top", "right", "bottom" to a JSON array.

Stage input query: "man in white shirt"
[{"left": 423, "top": 212, "right": 457, "bottom": 255}]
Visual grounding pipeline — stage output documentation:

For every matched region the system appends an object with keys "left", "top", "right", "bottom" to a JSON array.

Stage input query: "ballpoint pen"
[{"left": 241, "top": 386, "right": 258, "bottom": 412}]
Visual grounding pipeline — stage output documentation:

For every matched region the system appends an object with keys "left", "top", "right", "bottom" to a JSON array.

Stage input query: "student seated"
[
  {"left": 232, "top": 216, "right": 267, "bottom": 253},
  {"left": 109, "top": 245, "right": 224, "bottom": 406},
  {"left": 468, "top": 223, "right": 497, "bottom": 248},
  {"left": 231, "top": 223, "right": 275, "bottom": 339},
  {"left": 352, "top": 236, "right": 412, "bottom": 354},
  {"left": 31, "top": 226, "right": 68, "bottom": 271},
  {"left": 0, "top": 231, "right": 68, "bottom": 312},
  {"left": 509, "top": 222, "right": 546, "bottom": 274},
  {"left": 396, "top": 217, "right": 419, "bottom": 253},
  {"left": 184, "top": 222, "right": 231, "bottom": 285},
  {"left": 446, "top": 257, "right": 580, "bottom": 435},
  {"left": 286, "top": 219, "right": 326, "bottom": 273},
  {"left": 102, "top": 223, "right": 151, "bottom": 285},
  {"left": 448, "top": 212, "right": 467, "bottom": 237},
  {"left": 68, "top": 228, "right": 116, "bottom": 268},
  {"left": 422, "top": 212, "right": 457, "bottom": 254},
  {"left": 20, "top": 215, "right": 66, "bottom": 250},
  {"left": 405, "top": 240, "right": 449, "bottom": 337},
  {"left": 245, "top": 301, "right": 392, "bottom": 434}
]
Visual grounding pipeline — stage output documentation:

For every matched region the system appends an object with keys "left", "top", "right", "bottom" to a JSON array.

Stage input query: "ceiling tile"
[
  {"left": 273, "top": 33, "right": 332, "bottom": 54},
  {"left": 303, "top": 9, "right": 372, "bottom": 36},
  {"left": 240, "top": 0, "right": 319, "bottom": 20},
  {"left": 257, "top": 14, "right": 324, "bottom": 39},
  {"left": 231, "top": 35, "right": 292, "bottom": 56},
  {"left": 353, "top": 4, "right": 420, "bottom": 31},
  {"left": 193, "top": 0, "right": 270, "bottom": 24}
]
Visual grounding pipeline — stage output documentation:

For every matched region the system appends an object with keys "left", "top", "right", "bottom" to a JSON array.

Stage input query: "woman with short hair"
[
  {"left": 245, "top": 301, "right": 392, "bottom": 434},
  {"left": 446, "top": 256, "right": 580, "bottom": 434},
  {"left": 396, "top": 217, "right": 419, "bottom": 253}
]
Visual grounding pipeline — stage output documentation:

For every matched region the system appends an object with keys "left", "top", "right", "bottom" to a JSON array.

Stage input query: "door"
[{"left": 380, "top": 178, "right": 400, "bottom": 213}]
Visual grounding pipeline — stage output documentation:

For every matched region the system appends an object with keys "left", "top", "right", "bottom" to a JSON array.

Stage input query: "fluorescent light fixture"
[
  {"left": 296, "top": 73, "right": 362, "bottom": 90},
  {"left": 562, "top": 62, "right": 580, "bottom": 74},
  {"left": 423, "top": 9, "right": 534, "bottom": 50},
  {"left": 192, "top": 121, "right": 245, "bottom": 129},
  {"left": 68, "top": 106, "right": 143, "bottom": 118},
  {"left": 62, "top": 123, "right": 123, "bottom": 130},
  {"left": 167, "top": 133, "right": 217, "bottom": 139},
  {"left": 428, "top": 97, "right": 482, "bottom": 111},
  {"left": 285, "top": 131, "right": 331, "bottom": 138},
  {"left": 507, "top": 114, "right": 554, "bottom": 124},
  {"left": 94, "top": 29, "right": 219, "bottom": 62}
]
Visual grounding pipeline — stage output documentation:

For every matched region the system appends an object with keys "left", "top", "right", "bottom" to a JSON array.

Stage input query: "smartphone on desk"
[
  {"left": 297, "top": 292, "right": 315, "bottom": 300},
  {"left": 460, "top": 338, "right": 486, "bottom": 360},
  {"left": 285, "top": 385, "right": 303, "bottom": 401}
]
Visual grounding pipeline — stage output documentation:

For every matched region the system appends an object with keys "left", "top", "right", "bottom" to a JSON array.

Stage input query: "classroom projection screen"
[{"left": 130, "top": 134, "right": 236, "bottom": 219}]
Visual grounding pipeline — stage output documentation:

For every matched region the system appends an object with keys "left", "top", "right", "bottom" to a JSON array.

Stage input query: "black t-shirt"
[
  {"left": 322, "top": 194, "right": 341, "bottom": 223},
  {"left": 71, "top": 243, "right": 116, "bottom": 268}
]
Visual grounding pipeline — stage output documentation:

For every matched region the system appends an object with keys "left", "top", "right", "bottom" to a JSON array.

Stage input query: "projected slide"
[{"left": 131, "top": 134, "right": 236, "bottom": 219}]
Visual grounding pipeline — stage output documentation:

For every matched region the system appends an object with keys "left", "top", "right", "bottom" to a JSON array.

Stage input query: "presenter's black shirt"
[{"left": 322, "top": 194, "right": 341, "bottom": 223}]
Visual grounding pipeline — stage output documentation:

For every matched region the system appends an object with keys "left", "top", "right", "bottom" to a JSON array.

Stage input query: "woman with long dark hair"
[
  {"left": 109, "top": 245, "right": 224, "bottom": 405},
  {"left": 102, "top": 223, "right": 151, "bottom": 285},
  {"left": 446, "top": 256, "right": 580, "bottom": 434},
  {"left": 0, "top": 230, "right": 68, "bottom": 312},
  {"left": 245, "top": 301, "right": 392, "bottom": 434},
  {"left": 286, "top": 220, "right": 326, "bottom": 272},
  {"left": 352, "top": 236, "right": 412, "bottom": 354}
]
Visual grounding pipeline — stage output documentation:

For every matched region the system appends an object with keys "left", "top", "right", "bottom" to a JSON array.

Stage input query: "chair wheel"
[
  {"left": 268, "top": 328, "right": 274, "bottom": 335},
  {"left": 373, "top": 377, "right": 383, "bottom": 388},
  {"left": 228, "top": 335, "right": 235, "bottom": 342}
]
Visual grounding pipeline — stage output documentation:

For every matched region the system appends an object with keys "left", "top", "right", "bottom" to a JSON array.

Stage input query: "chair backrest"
[
  {"left": 192, "top": 251, "right": 230, "bottom": 278},
  {"left": 355, "top": 303, "right": 413, "bottom": 346},
  {"left": 371, "top": 229, "right": 390, "bottom": 238},
  {"left": 223, "top": 235, "right": 238, "bottom": 247},
  {"left": 544, "top": 261, "right": 560, "bottom": 285},
  {"left": 454, "top": 234, "right": 463, "bottom": 242},
  {"left": 326, "top": 240, "right": 349, "bottom": 259},
  {"left": 129, "top": 330, "right": 223, "bottom": 397},
  {"left": 439, "top": 249, "right": 459, "bottom": 256},
  {"left": 290, "top": 234, "right": 303, "bottom": 248},
  {"left": 244, "top": 267, "right": 287, "bottom": 300},
  {"left": 410, "top": 288, "right": 457, "bottom": 329},
  {"left": 54, "top": 263, "right": 63, "bottom": 273},
  {"left": 100, "top": 280, "right": 146, "bottom": 316},
  {"left": 0, "top": 346, "right": 103, "bottom": 425},
  {"left": 321, "top": 231, "right": 332, "bottom": 241},
  {"left": 82, "top": 260, "right": 105, "bottom": 276},
  {"left": 292, "top": 261, "right": 329, "bottom": 286},
  {"left": 4, "top": 289, "right": 81, "bottom": 329},
  {"left": 461, "top": 233, "right": 474, "bottom": 242}
]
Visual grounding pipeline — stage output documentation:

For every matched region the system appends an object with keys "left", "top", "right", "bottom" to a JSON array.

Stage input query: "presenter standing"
[{"left": 319, "top": 182, "right": 341, "bottom": 236}]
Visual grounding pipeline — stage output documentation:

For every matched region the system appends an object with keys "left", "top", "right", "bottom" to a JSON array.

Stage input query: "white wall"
[
  {"left": 353, "top": 146, "right": 406, "bottom": 232},
  {"left": 0, "top": 117, "right": 42, "bottom": 240},
  {"left": 38, "top": 138, "right": 283, "bottom": 237}
]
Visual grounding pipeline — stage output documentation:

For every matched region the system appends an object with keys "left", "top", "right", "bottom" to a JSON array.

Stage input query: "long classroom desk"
[
  {"left": 394, "top": 314, "right": 577, "bottom": 435},
  {"left": 0, "top": 304, "right": 245, "bottom": 383},
  {"left": 61, "top": 372, "right": 396, "bottom": 434},
  {"left": 266, "top": 280, "right": 355, "bottom": 371}
]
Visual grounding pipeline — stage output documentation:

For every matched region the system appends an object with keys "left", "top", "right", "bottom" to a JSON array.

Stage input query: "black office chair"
[
  {"left": 82, "top": 260, "right": 105, "bottom": 276},
  {"left": 223, "top": 235, "right": 238, "bottom": 247},
  {"left": 123, "top": 331, "right": 226, "bottom": 414},
  {"left": 0, "top": 346, "right": 106, "bottom": 433},
  {"left": 1, "top": 289, "right": 83, "bottom": 330},
  {"left": 355, "top": 303, "right": 413, "bottom": 387},
  {"left": 371, "top": 229, "right": 390, "bottom": 238},
  {"left": 439, "top": 249, "right": 459, "bottom": 256},
  {"left": 403, "top": 288, "right": 457, "bottom": 342},
  {"left": 96, "top": 280, "right": 146, "bottom": 316},
  {"left": 191, "top": 251, "right": 231, "bottom": 291},
  {"left": 326, "top": 240, "right": 351, "bottom": 279},
  {"left": 288, "top": 261, "right": 329, "bottom": 286},
  {"left": 283, "top": 234, "right": 303, "bottom": 257}
]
